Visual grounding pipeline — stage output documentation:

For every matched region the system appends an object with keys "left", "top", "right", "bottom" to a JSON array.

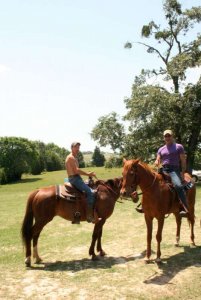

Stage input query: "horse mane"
[
  {"left": 95, "top": 177, "right": 122, "bottom": 190},
  {"left": 138, "top": 161, "right": 162, "bottom": 181}
]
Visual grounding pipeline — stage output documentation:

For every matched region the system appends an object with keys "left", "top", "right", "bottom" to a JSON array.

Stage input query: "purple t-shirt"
[{"left": 157, "top": 143, "right": 184, "bottom": 166}]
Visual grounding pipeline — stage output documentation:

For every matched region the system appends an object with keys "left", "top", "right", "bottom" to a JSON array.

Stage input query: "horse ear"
[
  {"left": 106, "top": 179, "right": 114, "bottom": 187},
  {"left": 123, "top": 158, "right": 127, "bottom": 165},
  {"left": 132, "top": 158, "right": 140, "bottom": 168}
]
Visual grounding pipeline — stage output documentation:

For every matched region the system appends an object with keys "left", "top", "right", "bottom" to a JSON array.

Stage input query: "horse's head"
[{"left": 120, "top": 158, "right": 140, "bottom": 202}]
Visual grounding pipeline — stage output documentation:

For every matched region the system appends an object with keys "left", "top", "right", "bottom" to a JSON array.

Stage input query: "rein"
[{"left": 97, "top": 180, "right": 119, "bottom": 196}]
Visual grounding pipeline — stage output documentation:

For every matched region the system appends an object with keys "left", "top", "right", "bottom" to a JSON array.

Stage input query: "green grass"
[{"left": 0, "top": 169, "right": 201, "bottom": 299}]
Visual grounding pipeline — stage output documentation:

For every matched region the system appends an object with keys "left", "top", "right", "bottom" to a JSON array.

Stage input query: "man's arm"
[
  {"left": 154, "top": 154, "right": 161, "bottom": 167},
  {"left": 67, "top": 156, "right": 96, "bottom": 177},
  {"left": 180, "top": 153, "right": 186, "bottom": 178}
]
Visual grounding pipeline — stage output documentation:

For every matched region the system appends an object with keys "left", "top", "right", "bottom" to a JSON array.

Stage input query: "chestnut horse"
[
  {"left": 120, "top": 159, "right": 196, "bottom": 263},
  {"left": 21, "top": 177, "right": 122, "bottom": 267}
]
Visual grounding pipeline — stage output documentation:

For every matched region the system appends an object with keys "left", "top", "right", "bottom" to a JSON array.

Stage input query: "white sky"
[{"left": 0, "top": 0, "right": 200, "bottom": 151}]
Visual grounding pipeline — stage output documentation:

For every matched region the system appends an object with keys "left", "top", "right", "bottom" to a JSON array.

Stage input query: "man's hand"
[{"left": 88, "top": 171, "right": 97, "bottom": 178}]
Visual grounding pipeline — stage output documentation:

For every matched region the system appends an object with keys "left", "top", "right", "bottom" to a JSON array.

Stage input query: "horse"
[
  {"left": 21, "top": 177, "right": 122, "bottom": 267},
  {"left": 120, "top": 158, "right": 196, "bottom": 263}
]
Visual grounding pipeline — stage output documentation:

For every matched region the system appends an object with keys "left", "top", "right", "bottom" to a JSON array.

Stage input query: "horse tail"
[{"left": 21, "top": 190, "right": 38, "bottom": 246}]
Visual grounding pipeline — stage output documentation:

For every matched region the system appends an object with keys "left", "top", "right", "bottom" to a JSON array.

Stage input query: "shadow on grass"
[
  {"left": 16, "top": 178, "right": 42, "bottom": 184},
  {"left": 1, "top": 177, "right": 42, "bottom": 185},
  {"left": 29, "top": 253, "right": 142, "bottom": 272},
  {"left": 144, "top": 245, "right": 201, "bottom": 285}
]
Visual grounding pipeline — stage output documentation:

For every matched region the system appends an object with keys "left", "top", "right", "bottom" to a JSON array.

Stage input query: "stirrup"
[
  {"left": 72, "top": 212, "right": 81, "bottom": 224},
  {"left": 179, "top": 210, "right": 188, "bottom": 218}
]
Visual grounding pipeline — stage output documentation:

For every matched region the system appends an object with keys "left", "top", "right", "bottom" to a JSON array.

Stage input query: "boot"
[
  {"left": 179, "top": 200, "right": 189, "bottom": 218},
  {"left": 86, "top": 206, "right": 95, "bottom": 223}
]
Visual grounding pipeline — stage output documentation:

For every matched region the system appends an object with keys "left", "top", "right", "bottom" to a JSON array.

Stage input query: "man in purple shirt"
[{"left": 155, "top": 129, "right": 188, "bottom": 217}]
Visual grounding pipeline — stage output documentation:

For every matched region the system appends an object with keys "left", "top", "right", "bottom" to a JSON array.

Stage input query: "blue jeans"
[
  {"left": 68, "top": 175, "right": 94, "bottom": 207},
  {"left": 163, "top": 165, "right": 188, "bottom": 209}
]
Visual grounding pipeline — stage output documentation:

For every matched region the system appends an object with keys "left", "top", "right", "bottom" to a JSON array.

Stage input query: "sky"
[{"left": 0, "top": 0, "right": 200, "bottom": 152}]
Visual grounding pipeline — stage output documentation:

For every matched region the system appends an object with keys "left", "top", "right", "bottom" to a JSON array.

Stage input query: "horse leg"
[
  {"left": 33, "top": 233, "right": 42, "bottom": 264},
  {"left": 96, "top": 219, "right": 106, "bottom": 256},
  {"left": 89, "top": 220, "right": 105, "bottom": 260},
  {"left": 25, "top": 239, "right": 32, "bottom": 267},
  {"left": 174, "top": 212, "right": 182, "bottom": 246},
  {"left": 155, "top": 217, "right": 165, "bottom": 263},
  {"left": 188, "top": 214, "right": 195, "bottom": 246},
  {"left": 144, "top": 214, "right": 153, "bottom": 263},
  {"left": 32, "top": 219, "right": 52, "bottom": 264}
]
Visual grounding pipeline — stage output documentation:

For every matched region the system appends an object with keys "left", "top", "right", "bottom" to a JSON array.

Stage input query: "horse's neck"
[{"left": 138, "top": 164, "right": 156, "bottom": 191}]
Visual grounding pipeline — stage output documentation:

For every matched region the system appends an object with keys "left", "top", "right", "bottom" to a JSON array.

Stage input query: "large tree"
[
  {"left": 92, "top": 0, "right": 201, "bottom": 170},
  {"left": 92, "top": 146, "right": 105, "bottom": 167},
  {"left": 0, "top": 137, "right": 38, "bottom": 182},
  {"left": 91, "top": 112, "right": 125, "bottom": 153},
  {"left": 124, "top": 0, "right": 201, "bottom": 169}
]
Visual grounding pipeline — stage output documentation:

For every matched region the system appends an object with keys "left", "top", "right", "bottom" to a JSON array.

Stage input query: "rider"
[
  {"left": 65, "top": 142, "right": 96, "bottom": 223},
  {"left": 154, "top": 129, "right": 189, "bottom": 217}
]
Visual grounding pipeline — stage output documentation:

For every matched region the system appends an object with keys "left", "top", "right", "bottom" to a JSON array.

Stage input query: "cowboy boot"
[
  {"left": 86, "top": 205, "right": 95, "bottom": 223},
  {"left": 179, "top": 198, "right": 189, "bottom": 218}
]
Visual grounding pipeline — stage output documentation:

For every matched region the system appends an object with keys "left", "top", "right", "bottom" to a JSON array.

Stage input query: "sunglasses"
[{"left": 164, "top": 134, "right": 172, "bottom": 138}]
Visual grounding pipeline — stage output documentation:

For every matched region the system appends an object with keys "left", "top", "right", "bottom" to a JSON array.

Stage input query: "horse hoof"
[
  {"left": 155, "top": 258, "right": 162, "bottom": 264},
  {"left": 35, "top": 257, "right": 42, "bottom": 264},
  {"left": 190, "top": 243, "right": 196, "bottom": 248},
  {"left": 144, "top": 257, "right": 151, "bottom": 264},
  {"left": 99, "top": 250, "right": 106, "bottom": 257},
  {"left": 25, "top": 258, "right": 31, "bottom": 268},
  {"left": 174, "top": 243, "right": 179, "bottom": 247},
  {"left": 92, "top": 255, "right": 100, "bottom": 261}
]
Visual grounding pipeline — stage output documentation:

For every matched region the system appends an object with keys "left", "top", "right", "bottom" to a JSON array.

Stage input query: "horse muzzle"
[{"left": 130, "top": 191, "right": 139, "bottom": 203}]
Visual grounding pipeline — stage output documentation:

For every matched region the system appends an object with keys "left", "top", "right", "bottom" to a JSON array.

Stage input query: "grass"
[{"left": 0, "top": 168, "right": 201, "bottom": 299}]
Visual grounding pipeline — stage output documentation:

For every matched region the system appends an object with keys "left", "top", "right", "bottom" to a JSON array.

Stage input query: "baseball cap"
[
  {"left": 163, "top": 129, "right": 173, "bottom": 136},
  {"left": 71, "top": 141, "right": 81, "bottom": 148}
]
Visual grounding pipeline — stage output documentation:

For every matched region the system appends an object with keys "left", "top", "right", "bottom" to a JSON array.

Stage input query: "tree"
[
  {"left": 91, "top": 1, "right": 201, "bottom": 170},
  {"left": 92, "top": 147, "right": 105, "bottom": 167},
  {"left": 77, "top": 151, "right": 85, "bottom": 168},
  {"left": 91, "top": 112, "right": 125, "bottom": 152},
  {"left": 0, "top": 137, "right": 38, "bottom": 183},
  {"left": 43, "top": 143, "right": 69, "bottom": 171},
  {"left": 124, "top": 0, "right": 201, "bottom": 169}
]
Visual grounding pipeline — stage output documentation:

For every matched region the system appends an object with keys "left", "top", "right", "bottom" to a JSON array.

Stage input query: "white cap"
[{"left": 163, "top": 129, "right": 173, "bottom": 136}]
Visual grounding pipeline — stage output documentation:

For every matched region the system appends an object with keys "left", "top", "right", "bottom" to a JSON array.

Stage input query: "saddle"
[
  {"left": 158, "top": 168, "right": 194, "bottom": 192},
  {"left": 56, "top": 178, "right": 97, "bottom": 224}
]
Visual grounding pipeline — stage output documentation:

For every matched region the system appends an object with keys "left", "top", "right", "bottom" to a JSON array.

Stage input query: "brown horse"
[
  {"left": 21, "top": 177, "right": 122, "bottom": 267},
  {"left": 120, "top": 159, "right": 196, "bottom": 263}
]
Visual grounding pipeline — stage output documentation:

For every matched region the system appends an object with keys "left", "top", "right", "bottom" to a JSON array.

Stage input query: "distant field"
[
  {"left": 83, "top": 152, "right": 113, "bottom": 164},
  {"left": 0, "top": 168, "right": 201, "bottom": 299}
]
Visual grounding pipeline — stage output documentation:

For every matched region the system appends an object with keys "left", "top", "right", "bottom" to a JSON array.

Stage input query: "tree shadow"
[
  {"left": 15, "top": 178, "right": 42, "bottom": 184},
  {"left": 144, "top": 245, "right": 201, "bottom": 285},
  {"left": 29, "top": 253, "right": 142, "bottom": 272}
]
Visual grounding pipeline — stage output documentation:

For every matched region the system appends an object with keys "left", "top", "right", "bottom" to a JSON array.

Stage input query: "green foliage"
[
  {"left": 91, "top": 0, "right": 201, "bottom": 170},
  {"left": 0, "top": 137, "right": 70, "bottom": 183},
  {"left": 105, "top": 155, "right": 123, "bottom": 168},
  {"left": 77, "top": 151, "right": 85, "bottom": 168},
  {"left": 91, "top": 112, "right": 125, "bottom": 152},
  {"left": 0, "top": 168, "right": 7, "bottom": 184},
  {"left": 0, "top": 137, "right": 38, "bottom": 183},
  {"left": 91, "top": 146, "right": 105, "bottom": 167}
]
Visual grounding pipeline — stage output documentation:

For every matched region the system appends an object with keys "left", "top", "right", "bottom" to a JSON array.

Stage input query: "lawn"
[{"left": 0, "top": 168, "right": 201, "bottom": 299}]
